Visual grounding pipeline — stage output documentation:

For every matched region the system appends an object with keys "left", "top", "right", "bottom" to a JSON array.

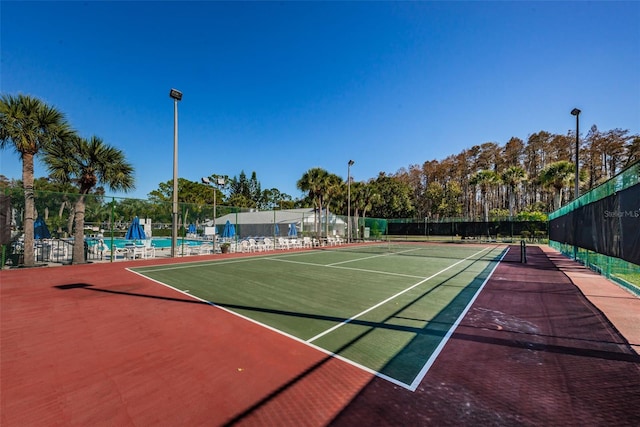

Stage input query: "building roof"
[{"left": 215, "top": 208, "right": 344, "bottom": 225}]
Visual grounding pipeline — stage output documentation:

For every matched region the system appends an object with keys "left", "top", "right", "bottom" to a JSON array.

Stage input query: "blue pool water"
[{"left": 87, "top": 237, "right": 205, "bottom": 249}]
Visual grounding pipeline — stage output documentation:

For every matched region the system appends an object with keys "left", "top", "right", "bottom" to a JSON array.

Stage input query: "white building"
[{"left": 214, "top": 208, "right": 345, "bottom": 239}]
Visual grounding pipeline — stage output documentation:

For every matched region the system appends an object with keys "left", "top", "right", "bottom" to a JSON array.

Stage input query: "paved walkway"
[{"left": 538, "top": 245, "right": 640, "bottom": 353}]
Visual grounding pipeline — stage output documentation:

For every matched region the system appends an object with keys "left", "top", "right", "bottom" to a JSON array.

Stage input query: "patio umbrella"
[
  {"left": 274, "top": 223, "right": 280, "bottom": 236},
  {"left": 34, "top": 216, "right": 51, "bottom": 240},
  {"left": 188, "top": 223, "right": 196, "bottom": 234},
  {"left": 125, "top": 216, "right": 146, "bottom": 240},
  {"left": 288, "top": 223, "right": 297, "bottom": 237},
  {"left": 222, "top": 220, "right": 232, "bottom": 238}
]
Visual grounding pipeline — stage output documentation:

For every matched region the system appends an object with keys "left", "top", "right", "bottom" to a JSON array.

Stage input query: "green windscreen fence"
[
  {"left": 548, "top": 162, "right": 640, "bottom": 294},
  {"left": 388, "top": 219, "right": 547, "bottom": 240}
]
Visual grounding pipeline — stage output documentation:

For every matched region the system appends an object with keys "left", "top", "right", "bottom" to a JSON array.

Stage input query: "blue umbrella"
[
  {"left": 188, "top": 223, "right": 196, "bottom": 234},
  {"left": 274, "top": 223, "right": 280, "bottom": 236},
  {"left": 222, "top": 220, "right": 232, "bottom": 238},
  {"left": 288, "top": 223, "right": 297, "bottom": 237},
  {"left": 125, "top": 216, "right": 146, "bottom": 240},
  {"left": 34, "top": 216, "right": 51, "bottom": 240}
]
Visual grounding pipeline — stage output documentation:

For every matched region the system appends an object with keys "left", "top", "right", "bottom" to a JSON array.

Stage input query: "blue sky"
[{"left": 2, "top": 1, "right": 639, "bottom": 201}]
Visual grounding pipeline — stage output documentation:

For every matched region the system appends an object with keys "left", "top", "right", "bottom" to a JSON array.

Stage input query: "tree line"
[
  {"left": 291, "top": 129, "right": 638, "bottom": 225},
  {"left": 396, "top": 129, "right": 638, "bottom": 222}
]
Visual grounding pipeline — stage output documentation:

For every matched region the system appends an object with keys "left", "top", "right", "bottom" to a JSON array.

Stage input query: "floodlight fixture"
[
  {"left": 202, "top": 175, "right": 226, "bottom": 242},
  {"left": 169, "top": 88, "right": 183, "bottom": 101}
]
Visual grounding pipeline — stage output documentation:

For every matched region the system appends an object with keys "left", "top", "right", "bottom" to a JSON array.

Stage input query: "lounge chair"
[
  {"left": 238, "top": 240, "right": 250, "bottom": 253},
  {"left": 248, "top": 238, "right": 262, "bottom": 252},
  {"left": 103, "top": 245, "right": 126, "bottom": 261},
  {"left": 289, "top": 238, "right": 302, "bottom": 249},
  {"left": 302, "top": 237, "right": 313, "bottom": 248},
  {"left": 125, "top": 243, "right": 145, "bottom": 260},
  {"left": 277, "top": 238, "right": 290, "bottom": 250},
  {"left": 198, "top": 242, "right": 213, "bottom": 255},
  {"left": 141, "top": 240, "right": 156, "bottom": 258},
  {"left": 262, "top": 238, "right": 274, "bottom": 251}
]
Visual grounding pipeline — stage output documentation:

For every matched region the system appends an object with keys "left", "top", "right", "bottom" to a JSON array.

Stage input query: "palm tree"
[
  {"left": 297, "top": 168, "right": 329, "bottom": 238},
  {"left": 539, "top": 160, "right": 574, "bottom": 211},
  {"left": 0, "top": 94, "right": 73, "bottom": 266},
  {"left": 322, "top": 173, "right": 343, "bottom": 238},
  {"left": 44, "top": 135, "right": 134, "bottom": 263},
  {"left": 470, "top": 170, "right": 501, "bottom": 222},
  {"left": 501, "top": 166, "right": 527, "bottom": 218},
  {"left": 352, "top": 181, "right": 380, "bottom": 239}
]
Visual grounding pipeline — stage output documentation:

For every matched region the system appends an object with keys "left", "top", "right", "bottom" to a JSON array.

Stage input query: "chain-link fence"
[
  {"left": 387, "top": 218, "right": 547, "bottom": 242},
  {"left": 549, "top": 161, "right": 640, "bottom": 294},
  {"left": 1, "top": 185, "right": 556, "bottom": 266},
  {"left": 0, "top": 188, "right": 372, "bottom": 264}
]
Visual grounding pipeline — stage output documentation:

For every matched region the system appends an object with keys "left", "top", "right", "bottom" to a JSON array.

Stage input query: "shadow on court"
[
  {"left": 47, "top": 245, "right": 640, "bottom": 426},
  {"left": 330, "top": 245, "right": 640, "bottom": 426}
]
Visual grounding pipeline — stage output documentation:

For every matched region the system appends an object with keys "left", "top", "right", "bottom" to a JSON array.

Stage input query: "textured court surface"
[
  {"left": 132, "top": 243, "right": 505, "bottom": 389},
  {"left": 1, "top": 244, "right": 639, "bottom": 426}
]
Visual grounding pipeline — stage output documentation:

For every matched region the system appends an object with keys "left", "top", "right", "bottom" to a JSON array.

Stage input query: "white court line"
[
  {"left": 306, "top": 246, "right": 493, "bottom": 344},
  {"left": 269, "top": 257, "right": 426, "bottom": 279},
  {"left": 127, "top": 264, "right": 422, "bottom": 391},
  {"left": 407, "top": 246, "right": 509, "bottom": 391},
  {"left": 133, "top": 250, "right": 316, "bottom": 273},
  {"left": 136, "top": 247, "right": 425, "bottom": 279},
  {"left": 129, "top": 244, "right": 506, "bottom": 391},
  {"left": 327, "top": 247, "right": 423, "bottom": 266}
]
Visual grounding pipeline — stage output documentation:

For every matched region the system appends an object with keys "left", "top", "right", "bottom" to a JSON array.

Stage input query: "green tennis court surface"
[{"left": 132, "top": 243, "right": 506, "bottom": 390}]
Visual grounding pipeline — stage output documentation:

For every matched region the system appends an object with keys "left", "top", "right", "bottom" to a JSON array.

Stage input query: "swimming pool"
[{"left": 87, "top": 237, "right": 207, "bottom": 249}]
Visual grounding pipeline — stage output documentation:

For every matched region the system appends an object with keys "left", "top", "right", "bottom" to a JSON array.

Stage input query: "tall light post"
[
  {"left": 169, "top": 88, "right": 183, "bottom": 257},
  {"left": 571, "top": 108, "right": 581, "bottom": 200},
  {"left": 201, "top": 176, "right": 225, "bottom": 240},
  {"left": 347, "top": 160, "right": 354, "bottom": 243}
]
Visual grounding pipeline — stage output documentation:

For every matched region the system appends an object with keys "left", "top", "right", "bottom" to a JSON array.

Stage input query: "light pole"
[
  {"left": 347, "top": 160, "right": 354, "bottom": 243},
  {"left": 201, "top": 176, "right": 225, "bottom": 240},
  {"left": 169, "top": 88, "right": 183, "bottom": 258},
  {"left": 571, "top": 108, "right": 581, "bottom": 200}
]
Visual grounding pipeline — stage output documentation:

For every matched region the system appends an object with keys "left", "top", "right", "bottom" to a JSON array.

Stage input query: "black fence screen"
[
  {"left": 549, "top": 183, "right": 640, "bottom": 266},
  {"left": 388, "top": 220, "right": 547, "bottom": 239}
]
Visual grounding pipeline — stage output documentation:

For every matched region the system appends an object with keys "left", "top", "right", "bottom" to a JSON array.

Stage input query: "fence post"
[{"left": 110, "top": 198, "right": 115, "bottom": 263}]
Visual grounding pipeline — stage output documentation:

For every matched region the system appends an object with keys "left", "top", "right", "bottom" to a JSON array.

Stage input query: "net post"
[{"left": 520, "top": 239, "right": 527, "bottom": 263}]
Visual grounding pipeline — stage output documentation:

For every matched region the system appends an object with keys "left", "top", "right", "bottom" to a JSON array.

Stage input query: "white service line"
[
  {"left": 306, "top": 246, "right": 493, "bottom": 344},
  {"left": 407, "top": 245, "right": 509, "bottom": 391},
  {"left": 133, "top": 250, "right": 315, "bottom": 273},
  {"left": 269, "top": 257, "right": 426, "bottom": 279},
  {"left": 327, "top": 247, "right": 423, "bottom": 266}
]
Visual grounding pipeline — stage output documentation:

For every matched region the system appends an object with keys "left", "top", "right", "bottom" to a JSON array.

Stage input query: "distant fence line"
[
  {"left": 2, "top": 186, "right": 549, "bottom": 244},
  {"left": 387, "top": 219, "right": 547, "bottom": 240}
]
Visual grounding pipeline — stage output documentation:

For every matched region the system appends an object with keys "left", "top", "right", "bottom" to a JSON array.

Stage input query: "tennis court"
[
  {"left": 2, "top": 241, "right": 640, "bottom": 425},
  {"left": 131, "top": 243, "right": 506, "bottom": 389}
]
